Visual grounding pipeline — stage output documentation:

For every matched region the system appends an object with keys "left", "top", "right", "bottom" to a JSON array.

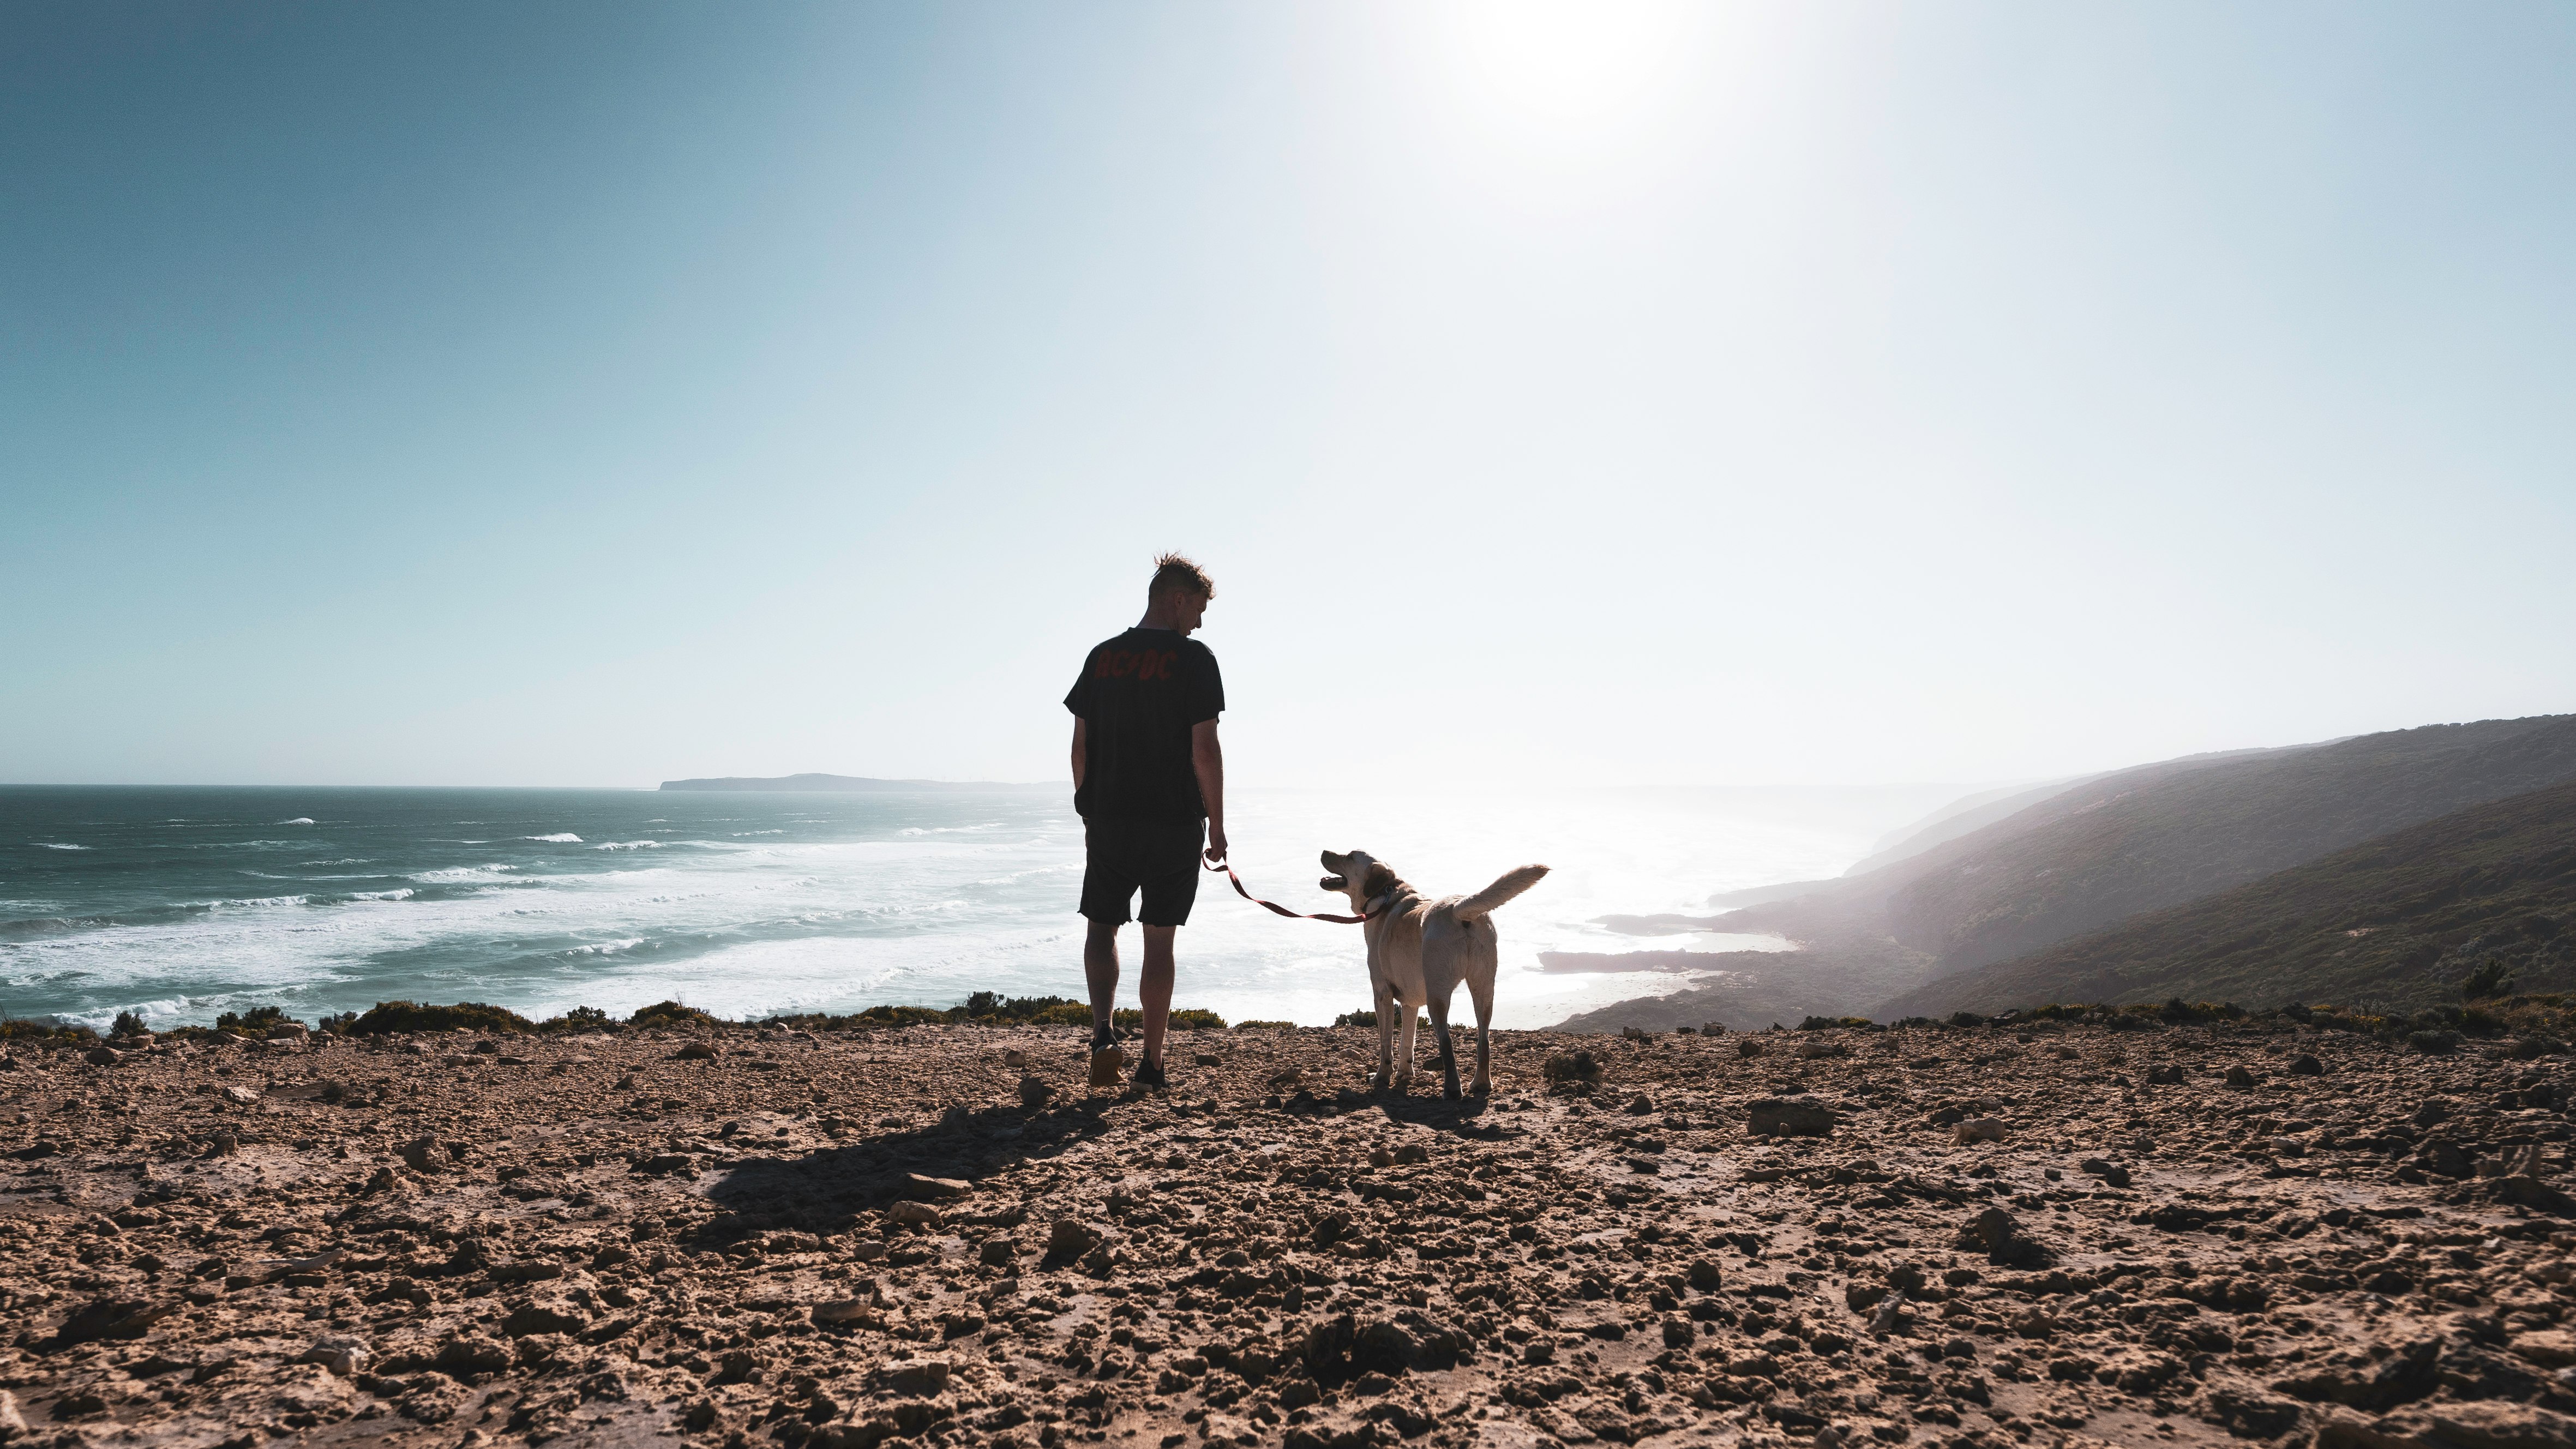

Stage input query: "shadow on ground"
[{"left": 693, "top": 1081, "right": 1530, "bottom": 1242}]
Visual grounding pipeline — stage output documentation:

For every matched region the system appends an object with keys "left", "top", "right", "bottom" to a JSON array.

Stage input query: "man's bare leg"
[
  {"left": 1139, "top": 924, "right": 1175, "bottom": 1074},
  {"left": 1084, "top": 919, "right": 1125, "bottom": 1087}
]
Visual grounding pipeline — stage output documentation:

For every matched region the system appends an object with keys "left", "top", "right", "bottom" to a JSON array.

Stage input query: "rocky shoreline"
[{"left": 6, "top": 1017, "right": 2576, "bottom": 1449}]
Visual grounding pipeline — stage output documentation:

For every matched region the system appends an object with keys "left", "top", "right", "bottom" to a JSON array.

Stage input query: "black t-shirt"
[{"left": 1064, "top": 627, "right": 1224, "bottom": 822}]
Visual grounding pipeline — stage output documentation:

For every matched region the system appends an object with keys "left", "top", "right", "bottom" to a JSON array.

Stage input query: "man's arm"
[
  {"left": 1192, "top": 719, "right": 1226, "bottom": 863},
  {"left": 1070, "top": 718, "right": 1086, "bottom": 792}
]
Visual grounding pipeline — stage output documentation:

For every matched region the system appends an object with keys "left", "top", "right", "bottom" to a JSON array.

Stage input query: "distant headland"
[{"left": 657, "top": 773, "right": 1038, "bottom": 792}]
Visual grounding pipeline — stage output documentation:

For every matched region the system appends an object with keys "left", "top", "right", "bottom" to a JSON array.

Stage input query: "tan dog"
[{"left": 1319, "top": 850, "right": 1550, "bottom": 1099}]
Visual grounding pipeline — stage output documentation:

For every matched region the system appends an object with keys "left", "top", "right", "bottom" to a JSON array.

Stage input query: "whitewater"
[{"left": 0, "top": 784, "right": 1941, "bottom": 1033}]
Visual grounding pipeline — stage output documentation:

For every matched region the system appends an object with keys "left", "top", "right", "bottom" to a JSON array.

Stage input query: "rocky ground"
[{"left": 7, "top": 1018, "right": 2576, "bottom": 1449}]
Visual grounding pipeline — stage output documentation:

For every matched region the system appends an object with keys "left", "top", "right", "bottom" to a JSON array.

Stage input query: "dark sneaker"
[
  {"left": 1088, "top": 1044, "right": 1126, "bottom": 1090},
  {"left": 1132, "top": 1060, "right": 1168, "bottom": 1090}
]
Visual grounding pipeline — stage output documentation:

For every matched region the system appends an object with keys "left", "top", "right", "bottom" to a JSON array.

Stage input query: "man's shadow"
[
  {"left": 696, "top": 1090, "right": 1523, "bottom": 1244},
  {"left": 696, "top": 1098, "right": 1121, "bottom": 1242}
]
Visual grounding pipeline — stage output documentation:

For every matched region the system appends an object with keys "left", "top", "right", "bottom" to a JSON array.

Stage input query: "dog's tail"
[{"left": 1454, "top": 864, "right": 1550, "bottom": 920}]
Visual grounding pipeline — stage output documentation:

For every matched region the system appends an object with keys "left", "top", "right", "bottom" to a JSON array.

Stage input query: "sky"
[{"left": 4, "top": 1, "right": 2572, "bottom": 791}]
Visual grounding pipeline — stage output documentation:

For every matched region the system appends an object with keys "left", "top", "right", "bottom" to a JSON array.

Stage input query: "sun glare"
[{"left": 1445, "top": 0, "right": 1710, "bottom": 130}]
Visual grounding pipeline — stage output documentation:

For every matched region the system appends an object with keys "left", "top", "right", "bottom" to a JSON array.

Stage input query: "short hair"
[{"left": 1148, "top": 552, "right": 1215, "bottom": 600}]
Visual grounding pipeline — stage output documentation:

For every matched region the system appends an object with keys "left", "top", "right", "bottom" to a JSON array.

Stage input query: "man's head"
[{"left": 1143, "top": 552, "right": 1215, "bottom": 634}]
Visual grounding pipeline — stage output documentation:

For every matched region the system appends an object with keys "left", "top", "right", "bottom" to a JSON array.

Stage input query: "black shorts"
[{"left": 1079, "top": 817, "right": 1205, "bottom": 927}]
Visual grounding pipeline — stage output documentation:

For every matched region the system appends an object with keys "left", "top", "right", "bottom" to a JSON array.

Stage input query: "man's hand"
[{"left": 1204, "top": 824, "right": 1228, "bottom": 866}]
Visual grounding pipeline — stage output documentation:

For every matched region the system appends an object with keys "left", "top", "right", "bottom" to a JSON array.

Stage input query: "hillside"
[
  {"left": 1552, "top": 714, "right": 2576, "bottom": 1032},
  {"left": 1871, "top": 777, "right": 2576, "bottom": 1018},
  {"left": 1731, "top": 715, "right": 2576, "bottom": 975}
]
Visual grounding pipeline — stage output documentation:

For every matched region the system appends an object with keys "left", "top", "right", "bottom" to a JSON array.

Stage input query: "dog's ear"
[{"left": 1361, "top": 862, "right": 1397, "bottom": 899}]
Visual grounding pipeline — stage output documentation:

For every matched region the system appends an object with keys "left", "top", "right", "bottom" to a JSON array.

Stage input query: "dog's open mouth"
[{"left": 1319, "top": 874, "right": 1347, "bottom": 891}]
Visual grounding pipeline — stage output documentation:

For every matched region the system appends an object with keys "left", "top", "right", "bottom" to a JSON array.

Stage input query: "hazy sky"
[{"left": 5, "top": 2, "right": 2571, "bottom": 790}]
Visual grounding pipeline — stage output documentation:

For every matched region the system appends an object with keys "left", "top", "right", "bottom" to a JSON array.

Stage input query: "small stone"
[
  {"left": 675, "top": 1042, "right": 718, "bottom": 1060},
  {"left": 83, "top": 1046, "right": 123, "bottom": 1067},
  {"left": 1046, "top": 1219, "right": 1101, "bottom": 1258},
  {"left": 298, "top": 1336, "right": 369, "bottom": 1376},
  {"left": 2511, "top": 1330, "right": 2576, "bottom": 1368},
  {"left": 1002, "top": 1049, "right": 1029, "bottom": 1068},
  {"left": 2287, "top": 1054, "right": 2325, "bottom": 1075},
  {"left": 1746, "top": 1098, "right": 1837, "bottom": 1136},
  {"left": 1960, "top": 1206, "right": 2053, "bottom": 1268},
  {"left": 812, "top": 1299, "right": 874, "bottom": 1326},
  {"left": 900, "top": 1172, "right": 970, "bottom": 1200},
  {"left": 1019, "top": 1075, "right": 1055, "bottom": 1109},
  {"left": 866, "top": 1357, "right": 951, "bottom": 1398},
  {"left": 1953, "top": 1118, "right": 2007, "bottom": 1144},
  {"left": 219, "top": 1085, "right": 259, "bottom": 1104},
  {"left": 887, "top": 1200, "right": 943, "bottom": 1229},
  {"left": 2225, "top": 1063, "right": 2258, "bottom": 1088}
]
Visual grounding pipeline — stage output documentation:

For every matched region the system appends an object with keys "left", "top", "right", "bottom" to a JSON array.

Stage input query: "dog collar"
[{"left": 1361, "top": 893, "right": 1392, "bottom": 919}]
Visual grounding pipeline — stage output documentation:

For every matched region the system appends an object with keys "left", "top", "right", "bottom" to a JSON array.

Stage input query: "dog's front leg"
[
  {"left": 1430, "top": 1000, "right": 1461, "bottom": 1101},
  {"left": 1370, "top": 982, "right": 1396, "bottom": 1093},
  {"left": 1395, "top": 1002, "right": 1419, "bottom": 1093}
]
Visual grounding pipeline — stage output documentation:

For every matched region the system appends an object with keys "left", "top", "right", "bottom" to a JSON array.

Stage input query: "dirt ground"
[{"left": 5, "top": 1017, "right": 2576, "bottom": 1449}]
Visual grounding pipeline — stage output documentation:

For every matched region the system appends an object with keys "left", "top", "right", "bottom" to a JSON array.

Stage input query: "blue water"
[{"left": 0, "top": 785, "right": 1906, "bottom": 1032}]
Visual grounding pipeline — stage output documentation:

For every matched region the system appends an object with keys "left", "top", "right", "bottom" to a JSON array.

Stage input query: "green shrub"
[
  {"left": 0, "top": 1014, "right": 88, "bottom": 1042},
  {"left": 1031, "top": 1002, "right": 1095, "bottom": 1026},
  {"left": 1102, "top": 1006, "right": 1229, "bottom": 1031},
  {"left": 2462, "top": 958, "right": 2518, "bottom": 1001},
  {"left": 958, "top": 991, "right": 1084, "bottom": 1023},
  {"left": 1234, "top": 1020, "right": 1296, "bottom": 1031},
  {"left": 853, "top": 1005, "right": 950, "bottom": 1027},
  {"left": 344, "top": 1001, "right": 535, "bottom": 1036},
  {"left": 629, "top": 1000, "right": 721, "bottom": 1030},
  {"left": 215, "top": 1005, "right": 300, "bottom": 1033},
  {"left": 317, "top": 1011, "right": 358, "bottom": 1035},
  {"left": 1332, "top": 1008, "right": 1424, "bottom": 1030},
  {"left": 541, "top": 1005, "right": 616, "bottom": 1033},
  {"left": 111, "top": 1010, "right": 147, "bottom": 1038}
]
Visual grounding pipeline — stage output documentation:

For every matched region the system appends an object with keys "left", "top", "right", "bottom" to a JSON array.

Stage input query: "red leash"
[{"left": 1205, "top": 857, "right": 1373, "bottom": 923}]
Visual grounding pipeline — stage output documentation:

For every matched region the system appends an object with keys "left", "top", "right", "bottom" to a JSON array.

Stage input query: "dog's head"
[{"left": 1320, "top": 849, "right": 1397, "bottom": 903}]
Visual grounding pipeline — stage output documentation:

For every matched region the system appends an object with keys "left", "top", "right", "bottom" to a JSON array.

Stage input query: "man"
[{"left": 1064, "top": 554, "right": 1227, "bottom": 1090}]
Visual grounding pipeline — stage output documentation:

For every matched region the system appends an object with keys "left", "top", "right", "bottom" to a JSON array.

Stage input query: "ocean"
[{"left": 0, "top": 784, "right": 1938, "bottom": 1034}]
